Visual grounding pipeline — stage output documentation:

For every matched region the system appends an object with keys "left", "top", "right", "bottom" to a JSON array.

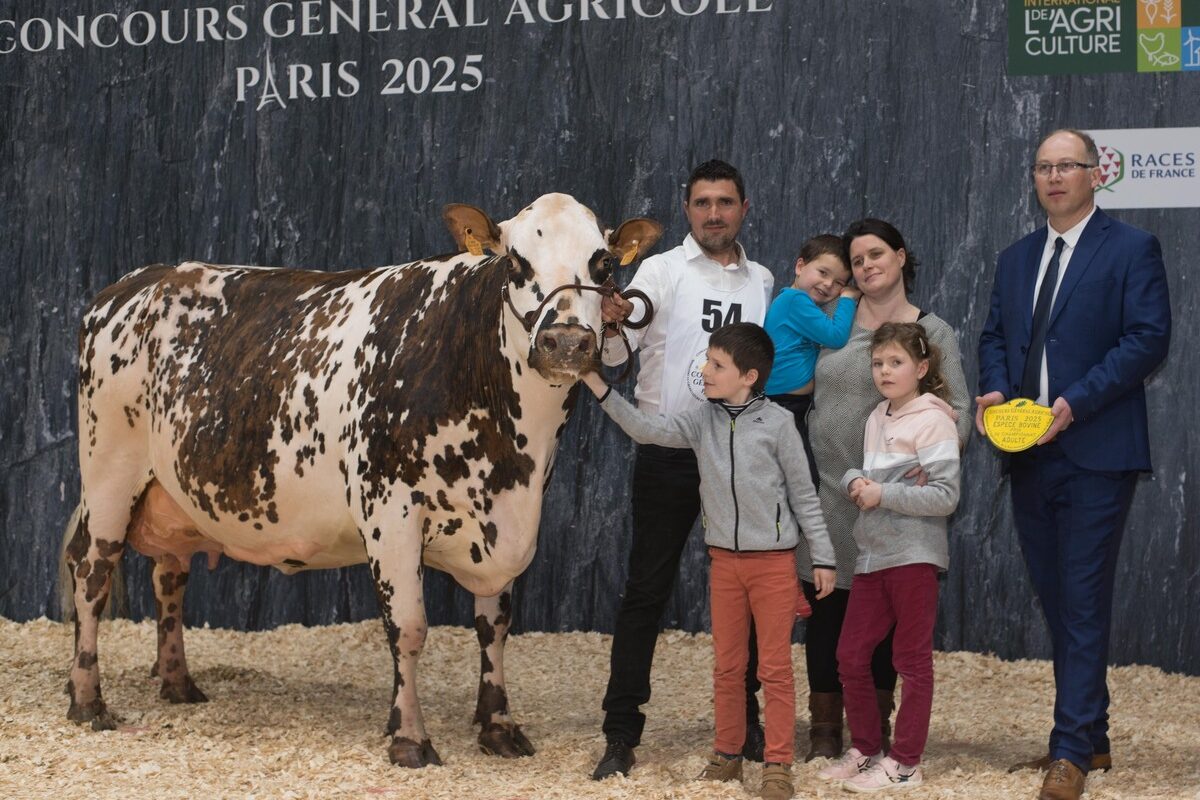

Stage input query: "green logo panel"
[
  {"left": 1138, "top": 27, "right": 1184, "bottom": 70},
  {"left": 1009, "top": 0, "right": 1136, "bottom": 75},
  {"left": 1008, "top": 0, "right": 1200, "bottom": 74}
]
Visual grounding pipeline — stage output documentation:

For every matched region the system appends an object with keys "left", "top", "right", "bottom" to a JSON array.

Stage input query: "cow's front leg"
[
  {"left": 150, "top": 554, "right": 207, "bottom": 704},
  {"left": 362, "top": 530, "right": 441, "bottom": 768},
  {"left": 474, "top": 585, "right": 535, "bottom": 758}
]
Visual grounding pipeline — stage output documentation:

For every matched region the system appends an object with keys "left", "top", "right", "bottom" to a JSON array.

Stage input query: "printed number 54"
[{"left": 702, "top": 299, "right": 742, "bottom": 333}]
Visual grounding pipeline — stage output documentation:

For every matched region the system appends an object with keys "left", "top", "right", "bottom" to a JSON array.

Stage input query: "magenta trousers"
[{"left": 837, "top": 563, "right": 939, "bottom": 766}]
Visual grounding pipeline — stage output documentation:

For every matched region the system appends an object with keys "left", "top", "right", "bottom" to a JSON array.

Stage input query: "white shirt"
[
  {"left": 1031, "top": 206, "right": 1097, "bottom": 405},
  {"left": 602, "top": 234, "right": 774, "bottom": 416}
]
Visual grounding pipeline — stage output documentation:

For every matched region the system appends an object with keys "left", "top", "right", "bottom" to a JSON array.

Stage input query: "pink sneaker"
[
  {"left": 816, "top": 747, "right": 879, "bottom": 781},
  {"left": 841, "top": 756, "right": 924, "bottom": 792}
]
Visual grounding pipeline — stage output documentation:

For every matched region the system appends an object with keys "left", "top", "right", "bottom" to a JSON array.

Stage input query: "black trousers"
[
  {"left": 801, "top": 581, "right": 897, "bottom": 694},
  {"left": 601, "top": 444, "right": 761, "bottom": 747},
  {"left": 766, "top": 393, "right": 819, "bottom": 491}
]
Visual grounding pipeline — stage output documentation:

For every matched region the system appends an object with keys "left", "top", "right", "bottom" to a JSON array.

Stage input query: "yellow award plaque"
[{"left": 983, "top": 399, "right": 1054, "bottom": 453}]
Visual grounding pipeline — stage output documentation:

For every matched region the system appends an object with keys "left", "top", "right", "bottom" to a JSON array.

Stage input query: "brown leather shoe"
[
  {"left": 1038, "top": 759, "right": 1085, "bottom": 800},
  {"left": 1008, "top": 752, "right": 1112, "bottom": 773}
]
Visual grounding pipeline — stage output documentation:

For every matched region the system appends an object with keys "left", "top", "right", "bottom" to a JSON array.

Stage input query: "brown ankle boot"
[
  {"left": 876, "top": 689, "right": 895, "bottom": 755},
  {"left": 804, "top": 692, "right": 843, "bottom": 761}
]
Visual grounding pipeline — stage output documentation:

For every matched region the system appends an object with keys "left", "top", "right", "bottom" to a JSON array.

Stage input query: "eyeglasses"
[{"left": 1030, "top": 161, "right": 1097, "bottom": 177}]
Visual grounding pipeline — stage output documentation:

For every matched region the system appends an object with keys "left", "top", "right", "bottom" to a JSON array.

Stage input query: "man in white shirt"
[
  {"left": 977, "top": 129, "right": 1170, "bottom": 800},
  {"left": 591, "top": 160, "right": 775, "bottom": 780}
]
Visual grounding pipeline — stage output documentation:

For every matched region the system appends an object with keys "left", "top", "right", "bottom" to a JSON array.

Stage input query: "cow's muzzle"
[{"left": 528, "top": 324, "right": 599, "bottom": 380}]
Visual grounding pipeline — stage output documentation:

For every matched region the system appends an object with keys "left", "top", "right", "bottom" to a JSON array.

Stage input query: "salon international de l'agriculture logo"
[
  {"left": 1008, "top": 0, "right": 1200, "bottom": 75},
  {"left": 1096, "top": 145, "right": 1125, "bottom": 191}
]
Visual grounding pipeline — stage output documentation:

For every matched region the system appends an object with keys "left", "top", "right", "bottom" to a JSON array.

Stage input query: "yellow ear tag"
[
  {"left": 620, "top": 241, "right": 639, "bottom": 267},
  {"left": 465, "top": 232, "right": 484, "bottom": 256}
]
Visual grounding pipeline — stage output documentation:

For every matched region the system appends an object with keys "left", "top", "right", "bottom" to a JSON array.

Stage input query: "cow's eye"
[
  {"left": 506, "top": 251, "right": 534, "bottom": 285},
  {"left": 589, "top": 254, "right": 613, "bottom": 283}
]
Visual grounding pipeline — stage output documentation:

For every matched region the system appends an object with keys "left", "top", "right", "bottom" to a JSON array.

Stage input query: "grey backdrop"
[{"left": 1, "top": 1, "right": 1196, "bottom": 675}]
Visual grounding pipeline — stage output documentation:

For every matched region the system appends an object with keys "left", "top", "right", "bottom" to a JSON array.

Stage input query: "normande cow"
[{"left": 62, "top": 193, "right": 661, "bottom": 767}]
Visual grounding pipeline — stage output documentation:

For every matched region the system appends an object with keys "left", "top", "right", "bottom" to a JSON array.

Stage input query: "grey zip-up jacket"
[
  {"left": 841, "top": 393, "right": 961, "bottom": 574},
  {"left": 599, "top": 390, "right": 837, "bottom": 564}
]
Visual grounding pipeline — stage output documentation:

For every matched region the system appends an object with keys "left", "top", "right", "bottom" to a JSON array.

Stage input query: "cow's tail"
[{"left": 58, "top": 504, "right": 127, "bottom": 622}]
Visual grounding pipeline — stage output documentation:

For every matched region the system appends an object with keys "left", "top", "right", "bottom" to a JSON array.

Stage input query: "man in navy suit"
[{"left": 977, "top": 128, "right": 1171, "bottom": 800}]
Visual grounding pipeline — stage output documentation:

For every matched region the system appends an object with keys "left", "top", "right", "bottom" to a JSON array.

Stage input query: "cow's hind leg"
[
  {"left": 362, "top": 530, "right": 441, "bottom": 768},
  {"left": 474, "top": 584, "right": 534, "bottom": 758},
  {"left": 150, "top": 555, "right": 207, "bottom": 703},
  {"left": 64, "top": 494, "right": 138, "bottom": 730}
]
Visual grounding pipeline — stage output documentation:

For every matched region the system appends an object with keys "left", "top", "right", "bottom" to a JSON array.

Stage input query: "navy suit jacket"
[{"left": 978, "top": 208, "right": 1171, "bottom": 472}]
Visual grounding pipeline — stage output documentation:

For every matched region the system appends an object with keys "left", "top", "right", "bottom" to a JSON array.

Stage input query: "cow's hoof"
[
  {"left": 160, "top": 676, "right": 208, "bottom": 704},
  {"left": 68, "top": 700, "right": 118, "bottom": 731},
  {"left": 150, "top": 662, "right": 159, "bottom": 678},
  {"left": 388, "top": 737, "right": 443, "bottom": 768},
  {"left": 478, "top": 723, "right": 536, "bottom": 758}
]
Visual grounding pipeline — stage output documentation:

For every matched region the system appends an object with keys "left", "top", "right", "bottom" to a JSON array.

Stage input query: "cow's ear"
[
  {"left": 443, "top": 204, "right": 503, "bottom": 254},
  {"left": 608, "top": 219, "right": 663, "bottom": 267}
]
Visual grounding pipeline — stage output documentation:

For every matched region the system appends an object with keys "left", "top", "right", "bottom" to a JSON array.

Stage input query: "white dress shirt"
[
  {"left": 1031, "top": 206, "right": 1097, "bottom": 405},
  {"left": 601, "top": 234, "right": 774, "bottom": 416}
]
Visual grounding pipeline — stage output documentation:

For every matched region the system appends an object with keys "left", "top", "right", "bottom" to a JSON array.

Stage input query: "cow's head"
[{"left": 444, "top": 194, "right": 662, "bottom": 383}]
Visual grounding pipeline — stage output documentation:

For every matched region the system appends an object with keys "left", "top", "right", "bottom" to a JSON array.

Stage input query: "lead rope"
[{"left": 502, "top": 275, "right": 654, "bottom": 384}]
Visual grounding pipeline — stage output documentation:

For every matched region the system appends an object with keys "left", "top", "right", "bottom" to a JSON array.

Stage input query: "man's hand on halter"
[{"left": 601, "top": 292, "right": 634, "bottom": 337}]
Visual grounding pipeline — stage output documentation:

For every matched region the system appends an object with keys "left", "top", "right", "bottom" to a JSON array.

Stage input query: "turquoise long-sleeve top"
[{"left": 763, "top": 290, "right": 856, "bottom": 394}]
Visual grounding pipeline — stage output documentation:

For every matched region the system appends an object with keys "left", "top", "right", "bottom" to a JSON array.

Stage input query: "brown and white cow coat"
[{"left": 63, "top": 193, "right": 661, "bottom": 767}]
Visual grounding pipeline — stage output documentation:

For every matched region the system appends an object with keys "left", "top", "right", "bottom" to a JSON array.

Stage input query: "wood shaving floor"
[{"left": 2, "top": 618, "right": 1198, "bottom": 799}]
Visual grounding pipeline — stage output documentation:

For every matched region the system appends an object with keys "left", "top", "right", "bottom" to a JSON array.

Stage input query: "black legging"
[{"left": 801, "top": 581, "right": 897, "bottom": 694}]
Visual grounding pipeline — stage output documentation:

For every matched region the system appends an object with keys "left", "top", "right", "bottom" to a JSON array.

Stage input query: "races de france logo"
[{"left": 1096, "top": 145, "right": 1124, "bottom": 192}]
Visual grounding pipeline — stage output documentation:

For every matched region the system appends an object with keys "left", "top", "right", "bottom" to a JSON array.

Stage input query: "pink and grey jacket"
[{"left": 840, "top": 393, "right": 960, "bottom": 575}]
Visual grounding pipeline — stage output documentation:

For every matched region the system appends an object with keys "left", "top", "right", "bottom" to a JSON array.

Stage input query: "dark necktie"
[{"left": 1021, "top": 236, "right": 1065, "bottom": 400}]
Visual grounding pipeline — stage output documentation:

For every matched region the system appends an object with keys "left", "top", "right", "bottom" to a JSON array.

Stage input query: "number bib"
[{"left": 659, "top": 269, "right": 766, "bottom": 415}]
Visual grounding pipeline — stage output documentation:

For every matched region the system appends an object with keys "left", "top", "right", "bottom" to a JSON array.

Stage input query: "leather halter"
[{"left": 502, "top": 275, "right": 654, "bottom": 383}]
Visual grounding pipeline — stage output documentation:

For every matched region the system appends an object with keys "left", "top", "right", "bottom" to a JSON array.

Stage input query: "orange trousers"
[{"left": 708, "top": 547, "right": 798, "bottom": 764}]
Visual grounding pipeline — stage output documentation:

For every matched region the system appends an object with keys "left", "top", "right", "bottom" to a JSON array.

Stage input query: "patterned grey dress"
[{"left": 796, "top": 312, "right": 972, "bottom": 590}]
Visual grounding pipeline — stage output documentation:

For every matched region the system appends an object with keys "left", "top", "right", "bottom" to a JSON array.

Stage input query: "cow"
[{"left": 62, "top": 193, "right": 662, "bottom": 767}]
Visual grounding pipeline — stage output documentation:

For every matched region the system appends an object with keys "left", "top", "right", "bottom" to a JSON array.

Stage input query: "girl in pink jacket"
[{"left": 818, "top": 322, "right": 961, "bottom": 793}]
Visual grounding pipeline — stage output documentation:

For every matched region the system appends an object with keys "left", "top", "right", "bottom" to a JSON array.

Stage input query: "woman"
[{"left": 796, "top": 219, "right": 972, "bottom": 761}]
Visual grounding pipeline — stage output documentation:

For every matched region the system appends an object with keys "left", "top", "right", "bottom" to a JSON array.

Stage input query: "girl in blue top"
[{"left": 764, "top": 234, "right": 861, "bottom": 489}]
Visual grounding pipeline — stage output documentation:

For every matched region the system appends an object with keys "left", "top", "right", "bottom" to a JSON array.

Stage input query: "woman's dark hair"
[
  {"left": 797, "top": 234, "right": 849, "bottom": 273},
  {"left": 708, "top": 322, "right": 774, "bottom": 393},
  {"left": 843, "top": 218, "right": 920, "bottom": 293},
  {"left": 870, "top": 322, "right": 949, "bottom": 402}
]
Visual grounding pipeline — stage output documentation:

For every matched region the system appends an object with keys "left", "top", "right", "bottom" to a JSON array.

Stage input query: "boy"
[
  {"left": 764, "top": 234, "right": 860, "bottom": 490},
  {"left": 583, "top": 322, "right": 837, "bottom": 800}
]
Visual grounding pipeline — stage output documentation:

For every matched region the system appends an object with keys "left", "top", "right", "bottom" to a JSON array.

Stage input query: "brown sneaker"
[
  {"left": 696, "top": 751, "right": 743, "bottom": 782},
  {"left": 760, "top": 762, "right": 794, "bottom": 800},
  {"left": 1008, "top": 752, "right": 1112, "bottom": 773},
  {"left": 1038, "top": 759, "right": 1085, "bottom": 800}
]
